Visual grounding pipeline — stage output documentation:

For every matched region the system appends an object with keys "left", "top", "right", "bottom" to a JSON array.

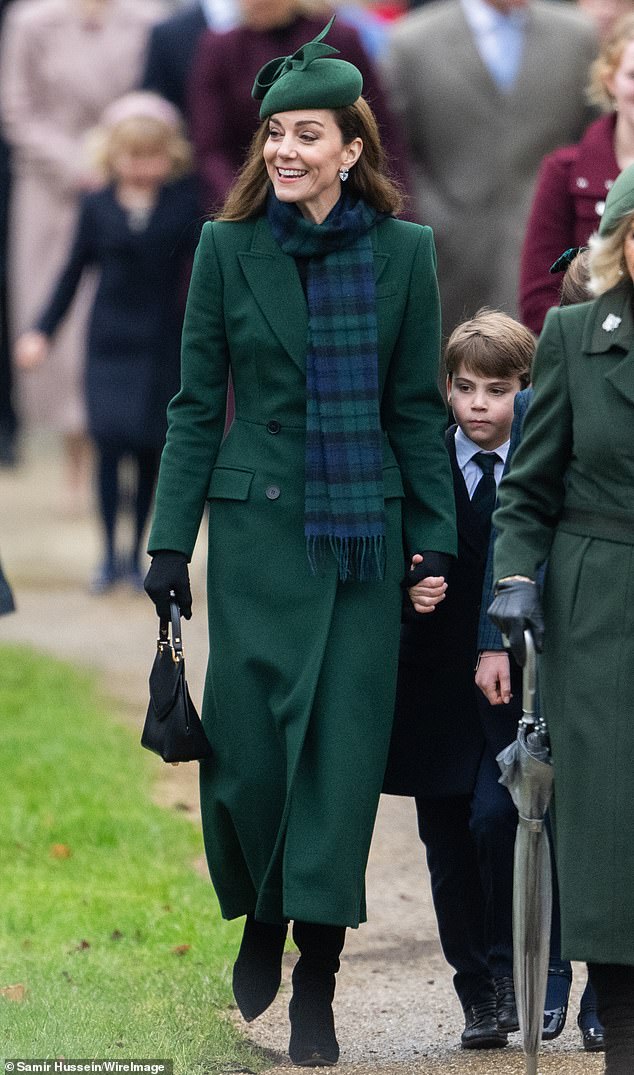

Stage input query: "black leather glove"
[
  {"left": 487, "top": 578, "right": 544, "bottom": 665},
  {"left": 403, "top": 550, "right": 453, "bottom": 588},
  {"left": 144, "top": 551, "right": 192, "bottom": 621}
]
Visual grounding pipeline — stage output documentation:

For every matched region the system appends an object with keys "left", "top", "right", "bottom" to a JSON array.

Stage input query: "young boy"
[{"left": 383, "top": 309, "right": 534, "bottom": 1050}]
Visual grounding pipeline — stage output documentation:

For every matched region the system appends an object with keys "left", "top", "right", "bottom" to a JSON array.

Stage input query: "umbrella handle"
[{"left": 521, "top": 629, "right": 537, "bottom": 724}]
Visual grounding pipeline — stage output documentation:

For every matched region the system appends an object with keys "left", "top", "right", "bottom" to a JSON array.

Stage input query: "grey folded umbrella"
[{"left": 497, "top": 631, "right": 553, "bottom": 1075}]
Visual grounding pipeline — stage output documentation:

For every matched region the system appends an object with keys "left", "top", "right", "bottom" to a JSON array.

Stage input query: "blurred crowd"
[{"left": 0, "top": 0, "right": 632, "bottom": 586}]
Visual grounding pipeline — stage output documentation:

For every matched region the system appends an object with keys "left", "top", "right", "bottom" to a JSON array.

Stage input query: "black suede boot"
[
  {"left": 288, "top": 920, "right": 346, "bottom": 1066},
  {"left": 588, "top": 962, "right": 634, "bottom": 1074},
  {"left": 232, "top": 915, "right": 288, "bottom": 1022}
]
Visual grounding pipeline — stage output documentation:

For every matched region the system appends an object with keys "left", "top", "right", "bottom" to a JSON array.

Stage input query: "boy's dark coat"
[{"left": 384, "top": 425, "right": 518, "bottom": 797}]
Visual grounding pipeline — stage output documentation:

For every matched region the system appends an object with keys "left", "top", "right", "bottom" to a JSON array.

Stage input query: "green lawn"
[{"left": 0, "top": 645, "right": 266, "bottom": 1074}]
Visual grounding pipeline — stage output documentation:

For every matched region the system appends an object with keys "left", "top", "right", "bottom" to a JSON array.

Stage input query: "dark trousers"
[
  {"left": 415, "top": 675, "right": 524, "bottom": 1010},
  {"left": 415, "top": 742, "right": 518, "bottom": 1010},
  {"left": 0, "top": 278, "right": 17, "bottom": 450}
]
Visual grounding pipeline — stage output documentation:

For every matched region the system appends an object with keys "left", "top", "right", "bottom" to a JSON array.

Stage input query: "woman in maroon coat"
[
  {"left": 187, "top": 0, "right": 413, "bottom": 215},
  {"left": 519, "top": 13, "right": 634, "bottom": 333}
]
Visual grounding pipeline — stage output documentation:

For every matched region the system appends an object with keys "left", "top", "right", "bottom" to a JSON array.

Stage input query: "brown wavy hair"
[{"left": 216, "top": 96, "right": 405, "bottom": 221}]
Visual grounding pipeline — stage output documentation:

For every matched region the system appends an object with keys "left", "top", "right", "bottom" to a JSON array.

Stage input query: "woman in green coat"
[
  {"left": 489, "top": 165, "right": 634, "bottom": 1073},
  {"left": 144, "top": 21, "right": 456, "bottom": 1066}
]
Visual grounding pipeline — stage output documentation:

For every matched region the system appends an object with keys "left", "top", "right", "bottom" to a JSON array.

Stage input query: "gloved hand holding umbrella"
[{"left": 488, "top": 576, "right": 544, "bottom": 666}]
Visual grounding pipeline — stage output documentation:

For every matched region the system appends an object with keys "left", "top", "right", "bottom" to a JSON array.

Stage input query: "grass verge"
[{"left": 0, "top": 644, "right": 266, "bottom": 1075}]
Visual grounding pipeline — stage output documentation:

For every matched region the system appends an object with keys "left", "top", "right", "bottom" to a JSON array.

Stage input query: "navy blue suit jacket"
[
  {"left": 140, "top": 2, "right": 207, "bottom": 118},
  {"left": 384, "top": 426, "right": 492, "bottom": 797}
]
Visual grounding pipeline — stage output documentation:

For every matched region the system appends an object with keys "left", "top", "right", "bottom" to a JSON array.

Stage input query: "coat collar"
[
  {"left": 569, "top": 113, "right": 618, "bottom": 198},
  {"left": 582, "top": 283, "right": 634, "bottom": 406},
  {"left": 237, "top": 215, "right": 390, "bottom": 372}
]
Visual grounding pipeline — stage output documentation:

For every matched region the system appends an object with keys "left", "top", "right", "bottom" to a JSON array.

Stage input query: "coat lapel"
[
  {"left": 238, "top": 217, "right": 308, "bottom": 373},
  {"left": 237, "top": 216, "right": 391, "bottom": 373},
  {"left": 446, "top": 427, "right": 489, "bottom": 557},
  {"left": 582, "top": 285, "right": 634, "bottom": 406}
]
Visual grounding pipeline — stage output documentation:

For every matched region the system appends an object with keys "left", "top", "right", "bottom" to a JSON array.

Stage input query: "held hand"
[
  {"left": 407, "top": 553, "right": 448, "bottom": 615},
  {"left": 475, "top": 651, "right": 512, "bottom": 705},
  {"left": 16, "top": 331, "right": 49, "bottom": 370},
  {"left": 487, "top": 578, "right": 544, "bottom": 665},
  {"left": 144, "top": 551, "right": 192, "bottom": 622}
]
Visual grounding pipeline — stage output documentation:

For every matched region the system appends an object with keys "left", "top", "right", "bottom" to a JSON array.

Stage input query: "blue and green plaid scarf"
[{"left": 267, "top": 191, "right": 386, "bottom": 581}]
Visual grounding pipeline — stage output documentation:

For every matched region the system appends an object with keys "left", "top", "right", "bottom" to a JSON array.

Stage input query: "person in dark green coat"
[
  {"left": 144, "top": 20, "right": 457, "bottom": 1067},
  {"left": 489, "top": 164, "right": 634, "bottom": 1074}
]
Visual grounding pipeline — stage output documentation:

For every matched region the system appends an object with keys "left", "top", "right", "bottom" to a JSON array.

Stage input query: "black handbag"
[{"left": 141, "top": 596, "right": 213, "bottom": 763}]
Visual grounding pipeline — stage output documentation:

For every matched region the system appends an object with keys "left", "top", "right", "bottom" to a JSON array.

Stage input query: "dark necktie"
[{"left": 471, "top": 451, "right": 501, "bottom": 520}]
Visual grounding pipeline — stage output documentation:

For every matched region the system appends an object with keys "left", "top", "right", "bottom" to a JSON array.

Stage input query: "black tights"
[
  {"left": 588, "top": 963, "right": 634, "bottom": 1074},
  {"left": 95, "top": 440, "right": 159, "bottom": 568}
]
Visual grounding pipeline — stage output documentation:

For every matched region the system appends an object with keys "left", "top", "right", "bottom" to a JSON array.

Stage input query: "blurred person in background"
[
  {"left": 0, "top": 0, "right": 18, "bottom": 467},
  {"left": 0, "top": 551, "right": 15, "bottom": 614},
  {"left": 140, "top": 0, "right": 238, "bottom": 121},
  {"left": 187, "top": 0, "right": 413, "bottom": 215},
  {"left": 381, "top": 0, "right": 597, "bottom": 338},
  {"left": 578, "top": 0, "right": 634, "bottom": 41},
  {"left": 0, "top": 0, "right": 163, "bottom": 509},
  {"left": 15, "top": 93, "right": 199, "bottom": 595},
  {"left": 520, "top": 13, "right": 634, "bottom": 333}
]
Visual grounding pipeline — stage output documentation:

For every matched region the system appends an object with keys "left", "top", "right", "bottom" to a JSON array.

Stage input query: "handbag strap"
[
  {"left": 157, "top": 591, "right": 184, "bottom": 663},
  {"left": 170, "top": 596, "right": 184, "bottom": 662}
]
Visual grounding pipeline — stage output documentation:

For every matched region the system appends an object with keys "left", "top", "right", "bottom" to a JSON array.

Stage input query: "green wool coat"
[
  {"left": 148, "top": 212, "right": 456, "bottom": 928},
  {"left": 494, "top": 285, "right": 634, "bottom": 964}
]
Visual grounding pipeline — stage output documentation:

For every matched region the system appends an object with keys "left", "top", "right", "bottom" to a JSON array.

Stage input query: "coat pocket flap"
[
  {"left": 207, "top": 467, "right": 254, "bottom": 500},
  {"left": 383, "top": 466, "right": 404, "bottom": 499}
]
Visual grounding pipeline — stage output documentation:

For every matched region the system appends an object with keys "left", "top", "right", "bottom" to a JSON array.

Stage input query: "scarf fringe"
[{"left": 307, "top": 534, "right": 386, "bottom": 582}]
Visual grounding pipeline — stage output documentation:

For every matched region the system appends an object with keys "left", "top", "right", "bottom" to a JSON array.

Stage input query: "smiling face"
[
  {"left": 606, "top": 38, "right": 634, "bottom": 116},
  {"left": 447, "top": 363, "right": 521, "bottom": 451},
  {"left": 263, "top": 109, "right": 362, "bottom": 224}
]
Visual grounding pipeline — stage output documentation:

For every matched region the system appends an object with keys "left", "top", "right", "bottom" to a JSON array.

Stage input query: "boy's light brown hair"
[{"left": 445, "top": 308, "right": 534, "bottom": 389}]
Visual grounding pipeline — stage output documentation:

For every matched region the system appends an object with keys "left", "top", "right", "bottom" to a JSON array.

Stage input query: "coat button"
[
  {"left": 267, "top": 420, "right": 281, "bottom": 434},
  {"left": 265, "top": 485, "right": 281, "bottom": 500}
]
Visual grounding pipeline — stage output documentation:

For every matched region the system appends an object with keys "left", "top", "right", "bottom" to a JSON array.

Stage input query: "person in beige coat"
[
  {"left": 0, "top": 0, "right": 163, "bottom": 502},
  {"left": 382, "top": 0, "right": 598, "bottom": 338}
]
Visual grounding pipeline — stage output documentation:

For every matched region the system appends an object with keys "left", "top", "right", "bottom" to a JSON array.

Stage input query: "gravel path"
[{"left": 0, "top": 437, "right": 604, "bottom": 1074}]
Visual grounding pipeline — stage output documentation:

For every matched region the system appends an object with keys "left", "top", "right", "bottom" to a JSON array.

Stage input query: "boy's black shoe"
[
  {"left": 461, "top": 997, "right": 508, "bottom": 1049},
  {"left": 494, "top": 975, "right": 520, "bottom": 1032}
]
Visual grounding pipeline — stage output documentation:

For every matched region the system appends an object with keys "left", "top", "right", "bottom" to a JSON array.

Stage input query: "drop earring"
[{"left": 339, "top": 168, "right": 349, "bottom": 182}]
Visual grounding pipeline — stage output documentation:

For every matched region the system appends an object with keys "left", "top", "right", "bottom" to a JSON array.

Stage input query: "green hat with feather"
[{"left": 252, "top": 17, "right": 363, "bottom": 120}]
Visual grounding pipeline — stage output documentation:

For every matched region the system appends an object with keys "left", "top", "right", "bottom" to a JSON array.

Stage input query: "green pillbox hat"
[
  {"left": 252, "top": 16, "right": 363, "bottom": 120},
  {"left": 599, "top": 162, "right": 634, "bottom": 236}
]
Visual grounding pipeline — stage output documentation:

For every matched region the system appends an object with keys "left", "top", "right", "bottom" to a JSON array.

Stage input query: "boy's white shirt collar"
[
  {"left": 455, "top": 426, "right": 510, "bottom": 469},
  {"left": 455, "top": 427, "right": 510, "bottom": 497}
]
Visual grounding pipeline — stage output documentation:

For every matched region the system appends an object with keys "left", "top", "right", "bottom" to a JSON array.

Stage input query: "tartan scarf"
[{"left": 267, "top": 191, "right": 386, "bottom": 581}]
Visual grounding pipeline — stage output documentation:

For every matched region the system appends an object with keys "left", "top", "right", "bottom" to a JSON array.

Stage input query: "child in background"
[
  {"left": 384, "top": 310, "right": 533, "bottom": 1050},
  {"left": 16, "top": 92, "right": 200, "bottom": 593}
]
